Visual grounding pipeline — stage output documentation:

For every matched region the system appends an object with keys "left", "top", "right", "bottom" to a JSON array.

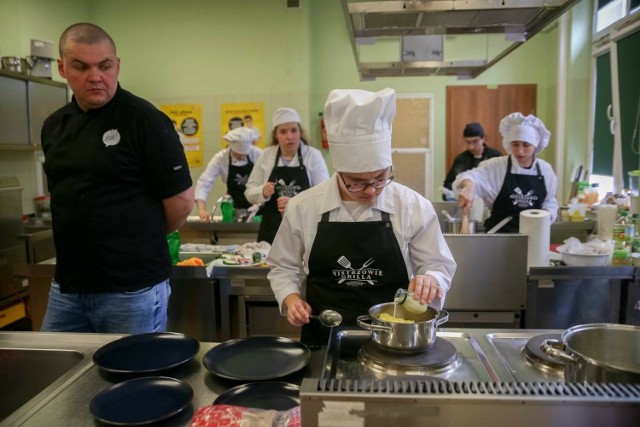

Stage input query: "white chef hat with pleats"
[
  {"left": 272, "top": 108, "right": 301, "bottom": 128},
  {"left": 324, "top": 88, "right": 396, "bottom": 172},
  {"left": 223, "top": 127, "right": 255, "bottom": 155},
  {"left": 499, "top": 112, "right": 551, "bottom": 155}
]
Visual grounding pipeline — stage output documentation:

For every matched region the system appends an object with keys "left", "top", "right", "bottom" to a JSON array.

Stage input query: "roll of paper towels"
[
  {"left": 597, "top": 204, "right": 618, "bottom": 240},
  {"left": 519, "top": 209, "right": 551, "bottom": 269}
]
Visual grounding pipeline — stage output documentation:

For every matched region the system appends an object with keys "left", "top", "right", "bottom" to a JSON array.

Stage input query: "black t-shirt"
[
  {"left": 41, "top": 85, "right": 192, "bottom": 293},
  {"left": 442, "top": 145, "right": 502, "bottom": 196}
]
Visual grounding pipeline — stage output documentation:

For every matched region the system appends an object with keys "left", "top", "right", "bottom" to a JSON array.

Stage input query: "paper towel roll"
[
  {"left": 597, "top": 204, "right": 618, "bottom": 240},
  {"left": 519, "top": 209, "right": 551, "bottom": 269}
]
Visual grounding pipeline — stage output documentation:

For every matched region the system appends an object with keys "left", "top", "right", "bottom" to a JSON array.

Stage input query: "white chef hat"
[
  {"left": 223, "top": 127, "right": 255, "bottom": 155},
  {"left": 324, "top": 88, "right": 396, "bottom": 173},
  {"left": 499, "top": 112, "right": 551, "bottom": 155},
  {"left": 272, "top": 107, "right": 301, "bottom": 128}
]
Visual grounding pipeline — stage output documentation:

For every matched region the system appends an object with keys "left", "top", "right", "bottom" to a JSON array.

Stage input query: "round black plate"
[
  {"left": 203, "top": 336, "right": 310, "bottom": 381},
  {"left": 213, "top": 382, "right": 300, "bottom": 411},
  {"left": 90, "top": 376, "right": 193, "bottom": 425},
  {"left": 93, "top": 332, "right": 200, "bottom": 374}
]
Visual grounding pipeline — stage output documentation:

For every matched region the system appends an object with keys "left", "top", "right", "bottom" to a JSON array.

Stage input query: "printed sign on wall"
[
  {"left": 220, "top": 102, "right": 265, "bottom": 149},
  {"left": 160, "top": 104, "right": 203, "bottom": 167}
]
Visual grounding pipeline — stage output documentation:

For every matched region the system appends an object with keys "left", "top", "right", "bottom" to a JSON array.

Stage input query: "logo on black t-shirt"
[{"left": 103, "top": 129, "right": 121, "bottom": 147}]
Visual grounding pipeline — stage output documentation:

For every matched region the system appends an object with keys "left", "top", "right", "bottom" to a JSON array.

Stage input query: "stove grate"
[{"left": 317, "top": 379, "right": 640, "bottom": 399}]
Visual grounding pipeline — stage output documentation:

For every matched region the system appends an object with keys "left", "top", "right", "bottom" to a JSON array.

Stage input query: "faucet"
[{"left": 210, "top": 196, "right": 225, "bottom": 222}]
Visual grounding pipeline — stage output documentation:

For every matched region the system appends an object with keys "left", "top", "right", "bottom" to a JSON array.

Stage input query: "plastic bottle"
[
  {"left": 394, "top": 288, "right": 427, "bottom": 314},
  {"left": 220, "top": 194, "right": 234, "bottom": 223},
  {"left": 166, "top": 231, "right": 181, "bottom": 265},
  {"left": 614, "top": 211, "right": 634, "bottom": 254}
]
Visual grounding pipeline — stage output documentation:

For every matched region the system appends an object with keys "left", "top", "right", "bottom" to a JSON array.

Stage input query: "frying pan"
[{"left": 203, "top": 336, "right": 311, "bottom": 381}]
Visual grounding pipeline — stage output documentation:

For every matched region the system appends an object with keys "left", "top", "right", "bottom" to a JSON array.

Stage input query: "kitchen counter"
[
  {"left": 0, "top": 331, "right": 324, "bottom": 426},
  {"left": 179, "top": 220, "right": 259, "bottom": 245}
]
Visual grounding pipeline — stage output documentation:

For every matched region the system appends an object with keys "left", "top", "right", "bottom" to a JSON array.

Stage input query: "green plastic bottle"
[{"left": 167, "top": 230, "right": 181, "bottom": 265}]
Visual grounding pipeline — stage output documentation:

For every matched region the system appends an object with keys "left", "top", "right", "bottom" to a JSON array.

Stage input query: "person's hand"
[
  {"left": 457, "top": 179, "right": 475, "bottom": 213},
  {"left": 277, "top": 196, "right": 290, "bottom": 214},
  {"left": 284, "top": 293, "right": 312, "bottom": 326},
  {"left": 198, "top": 208, "right": 210, "bottom": 222},
  {"left": 408, "top": 274, "right": 443, "bottom": 305},
  {"left": 262, "top": 181, "right": 276, "bottom": 199}
]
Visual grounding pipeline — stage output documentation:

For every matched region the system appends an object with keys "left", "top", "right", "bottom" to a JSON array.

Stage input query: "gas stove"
[{"left": 300, "top": 328, "right": 640, "bottom": 426}]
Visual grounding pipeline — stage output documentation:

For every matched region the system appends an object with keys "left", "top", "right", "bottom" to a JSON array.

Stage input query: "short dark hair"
[
  {"left": 59, "top": 23, "right": 116, "bottom": 57},
  {"left": 463, "top": 122, "right": 484, "bottom": 138},
  {"left": 243, "top": 114, "right": 253, "bottom": 120}
]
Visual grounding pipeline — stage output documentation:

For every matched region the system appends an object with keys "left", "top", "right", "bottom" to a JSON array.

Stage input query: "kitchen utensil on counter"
[
  {"left": 541, "top": 323, "right": 640, "bottom": 384},
  {"left": 203, "top": 336, "right": 311, "bottom": 381},
  {"left": 486, "top": 216, "right": 513, "bottom": 234},
  {"left": 93, "top": 332, "right": 199, "bottom": 374},
  {"left": 357, "top": 302, "right": 449, "bottom": 353},
  {"left": 213, "top": 382, "right": 300, "bottom": 411},
  {"left": 445, "top": 218, "right": 477, "bottom": 233},
  {"left": 90, "top": 376, "right": 193, "bottom": 425},
  {"left": 441, "top": 210, "right": 454, "bottom": 221},
  {"left": 311, "top": 310, "right": 342, "bottom": 327},
  {"left": 1, "top": 56, "right": 29, "bottom": 73}
]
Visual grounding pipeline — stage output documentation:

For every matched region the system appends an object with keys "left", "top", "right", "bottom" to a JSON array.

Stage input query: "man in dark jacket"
[{"left": 442, "top": 122, "right": 501, "bottom": 200}]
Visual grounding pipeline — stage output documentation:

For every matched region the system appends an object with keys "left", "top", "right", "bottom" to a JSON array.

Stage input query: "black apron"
[
  {"left": 484, "top": 156, "right": 547, "bottom": 233},
  {"left": 301, "top": 211, "right": 409, "bottom": 348},
  {"left": 226, "top": 151, "right": 253, "bottom": 209},
  {"left": 257, "top": 146, "right": 310, "bottom": 244}
]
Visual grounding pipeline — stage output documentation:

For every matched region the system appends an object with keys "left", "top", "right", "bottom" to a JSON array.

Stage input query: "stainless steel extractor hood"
[{"left": 342, "top": 0, "right": 582, "bottom": 80}]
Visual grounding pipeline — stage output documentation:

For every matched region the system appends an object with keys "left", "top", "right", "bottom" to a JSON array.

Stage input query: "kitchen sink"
[
  {"left": 0, "top": 349, "right": 84, "bottom": 421},
  {"left": 0, "top": 332, "right": 122, "bottom": 426}
]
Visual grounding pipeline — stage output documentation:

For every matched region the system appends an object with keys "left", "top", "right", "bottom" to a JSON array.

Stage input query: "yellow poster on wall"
[
  {"left": 220, "top": 102, "right": 266, "bottom": 149},
  {"left": 160, "top": 104, "right": 203, "bottom": 167}
]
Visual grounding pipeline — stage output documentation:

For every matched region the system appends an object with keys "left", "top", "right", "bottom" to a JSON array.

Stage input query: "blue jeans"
[{"left": 41, "top": 279, "right": 171, "bottom": 333}]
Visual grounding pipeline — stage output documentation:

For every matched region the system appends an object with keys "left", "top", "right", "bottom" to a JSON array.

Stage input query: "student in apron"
[
  {"left": 266, "top": 89, "right": 456, "bottom": 347},
  {"left": 244, "top": 108, "right": 330, "bottom": 244},
  {"left": 194, "top": 127, "right": 262, "bottom": 221},
  {"left": 454, "top": 112, "right": 559, "bottom": 232}
]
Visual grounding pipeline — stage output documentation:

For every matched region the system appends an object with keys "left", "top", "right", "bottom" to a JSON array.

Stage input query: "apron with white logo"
[
  {"left": 484, "top": 156, "right": 547, "bottom": 233},
  {"left": 258, "top": 146, "right": 310, "bottom": 244},
  {"left": 302, "top": 211, "right": 409, "bottom": 347},
  {"left": 226, "top": 151, "right": 253, "bottom": 209}
]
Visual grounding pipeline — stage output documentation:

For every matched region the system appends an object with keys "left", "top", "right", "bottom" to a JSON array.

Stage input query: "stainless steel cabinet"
[
  {"left": 28, "top": 81, "right": 68, "bottom": 146},
  {"left": 0, "top": 76, "right": 29, "bottom": 145}
]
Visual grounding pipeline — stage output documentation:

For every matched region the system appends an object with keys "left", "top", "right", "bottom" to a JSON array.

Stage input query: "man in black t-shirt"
[
  {"left": 40, "top": 22, "right": 194, "bottom": 333},
  {"left": 442, "top": 122, "right": 502, "bottom": 200}
]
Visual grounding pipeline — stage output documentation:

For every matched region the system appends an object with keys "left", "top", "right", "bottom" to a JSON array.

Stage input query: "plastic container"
[
  {"left": 629, "top": 170, "right": 640, "bottom": 197},
  {"left": 394, "top": 288, "right": 428, "bottom": 314},
  {"left": 568, "top": 203, "right": 587, "bottom": 222},
  {"left": 166, "top": 231, "right": 181, "bottom": 265},
  {"left": 220, "top": 195, "right": 234, "bottom": 223}
]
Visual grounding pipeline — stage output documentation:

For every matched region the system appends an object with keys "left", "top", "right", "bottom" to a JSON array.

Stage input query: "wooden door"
[{"left": 445, "top": 84, "right": 537, "bottom": 173}]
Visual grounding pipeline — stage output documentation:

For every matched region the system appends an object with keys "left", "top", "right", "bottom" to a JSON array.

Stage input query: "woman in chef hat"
[
  {"left": 266, "top": 88, "right": 456, "bottom": 347},
  {"left": 245, "top": 107, "right": 330, "bottom": 244},
  {"left": 454, "top": 112, "right": 559, "bottom": 233},
  {"left": 195, "top": 127, "right": 262, "bottom": 221}
]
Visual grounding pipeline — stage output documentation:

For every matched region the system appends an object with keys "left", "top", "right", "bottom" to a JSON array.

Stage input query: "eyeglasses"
[{"left": 339, "top": 168, "right": 394, "bottom": 193}]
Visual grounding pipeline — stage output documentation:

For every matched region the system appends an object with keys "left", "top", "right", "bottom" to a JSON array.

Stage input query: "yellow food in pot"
[{"left": 378, "top": 313, "right": 414, "bottom": 324}]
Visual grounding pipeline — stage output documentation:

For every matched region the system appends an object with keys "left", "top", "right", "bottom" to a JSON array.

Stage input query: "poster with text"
[
  {"left": 160, "top": 104, "right": 203, "bottom": 167},
  {"left": 220, "top": 102, "right": 265, "bottom": 149}
]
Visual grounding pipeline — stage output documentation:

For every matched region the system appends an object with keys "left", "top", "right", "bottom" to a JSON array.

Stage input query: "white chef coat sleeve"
[
  {"left": 244, "top": 147, "right": 273, "bottom": 205},
  {"left": 305, "top": 146, "right": 330, "bottom": 186},
  {"left": 452, "top": 156, "right": 508, "bottom": 209},
  {"left": 540, "top": 161, "right": 559, "bottom": 222},
  {"left": 407, "top": 197, "right": 457, "bottom": 309},
  {"left": 194, "top": 149, "right": 228, "bottom": 202},
  {"left": 266, "top": 201, "right": 309, "bottom": 314}
]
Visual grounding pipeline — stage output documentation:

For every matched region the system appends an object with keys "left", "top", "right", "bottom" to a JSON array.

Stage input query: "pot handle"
[
  {"left": 357, "top": 315, "right": 392, "bottom": 333},
  {"left": 541, "top": 338, "right": 578, "bottom": 364},
  {"left": 435, "top": 309, "right": 449, "bottom": 327}
]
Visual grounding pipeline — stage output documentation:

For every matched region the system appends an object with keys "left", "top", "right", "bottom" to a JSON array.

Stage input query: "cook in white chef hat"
[
  {"left": 324, "top": 88, "right": 396, "bottom": 173},
  {"left": 272, "top": 107, "right": 301, "bottom": 128},
  {"left": 223, "top": 127, "right": 256, "bottom": 155},
  {"left": 499, "top": 112, "right": 551, "bottom": 155}
]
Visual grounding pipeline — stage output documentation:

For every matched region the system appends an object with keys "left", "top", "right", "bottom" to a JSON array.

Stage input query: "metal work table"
[{"left": 179, "top": 221, "right": 259, "bottom": 245}]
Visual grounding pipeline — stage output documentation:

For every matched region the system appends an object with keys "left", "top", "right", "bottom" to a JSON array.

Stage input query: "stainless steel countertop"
[{"left": 0, "top": 331, "right": 324, "bottom": 427}]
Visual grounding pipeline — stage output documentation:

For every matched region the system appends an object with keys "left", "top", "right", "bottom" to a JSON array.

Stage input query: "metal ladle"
[{"left": 311, "top": 310, "right": 342, "bottom": 327}]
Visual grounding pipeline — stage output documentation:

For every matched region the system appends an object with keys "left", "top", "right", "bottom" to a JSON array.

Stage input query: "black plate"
[
  {"left": 93, "top": 332, "right": 200, "bottom": 374},
  {"left": 213, "top": 382, "right": 300, "bottom": 411},
  {"left": 203, "top": 336, "right": 311, "bottom": 381},
  {"left": 90, "top": 376, "right": 193, "bottom": 425}
]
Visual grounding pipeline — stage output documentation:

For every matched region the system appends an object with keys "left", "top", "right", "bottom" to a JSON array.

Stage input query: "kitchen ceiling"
[{"left": 342, "top": 0, "right": 583, "bottom": 79}]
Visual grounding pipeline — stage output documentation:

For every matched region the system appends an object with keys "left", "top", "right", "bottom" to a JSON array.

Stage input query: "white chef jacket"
[
  {"left": 244, "top": 144, "right": 330, "bottom": 204},
  {"left": 452, "top": 154, "right": 559, "bottom": 222},
  {"left": 194, "top": 146, "right": 263, "bottom": 202},
  {"left": 267, "top": 173, "right": 457, "bottom": 314}
]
